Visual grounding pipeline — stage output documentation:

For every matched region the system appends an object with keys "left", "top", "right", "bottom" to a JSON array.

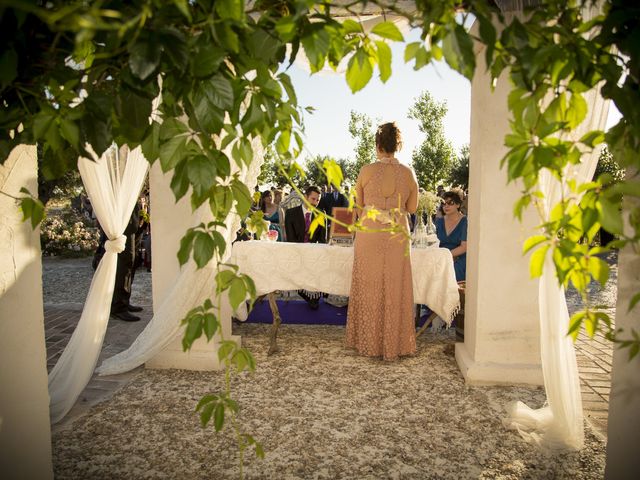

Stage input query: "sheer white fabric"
[
  {"left": 48, "top": 145, "right": 149, "bottom": 423},
  {"left": 97, "top": 136, "right": 264, "bottom": 375},
  {"left": 504, "top": 85, "right": 610, "bottom": 450}
]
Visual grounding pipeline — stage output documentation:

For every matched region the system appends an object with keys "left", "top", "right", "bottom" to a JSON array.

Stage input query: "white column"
[
  {"left": 605, "top": 180, "right": 640, "bottom": 479},
  {"left": 455, "top": 27, "right": 543, "bottom": 385},
  {"left": 0, "top": 145, "right": 53, "bottom": 478},
  {"left": 145, "top": 163, "right": 237, "bottom": 370}
]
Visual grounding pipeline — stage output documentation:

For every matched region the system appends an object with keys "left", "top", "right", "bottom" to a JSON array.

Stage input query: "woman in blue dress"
[
  {"left": 435, "top": 189, "right": 467, "bottom": 281},
  {"left": 259, "top": 190, "right": 283, "bottom": 241}
]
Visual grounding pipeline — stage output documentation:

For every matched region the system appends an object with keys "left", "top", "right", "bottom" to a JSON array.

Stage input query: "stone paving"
[
  {"left": 43, "top": 254, "right": 616, "bottom": 438},
  {"left": 575, "top": 328, "right": 613, "bottom": 436}
]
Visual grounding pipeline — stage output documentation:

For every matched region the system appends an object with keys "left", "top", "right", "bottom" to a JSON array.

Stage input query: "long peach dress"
[{"left": 346, "top": 158, "right": 419, "bottom": 360}]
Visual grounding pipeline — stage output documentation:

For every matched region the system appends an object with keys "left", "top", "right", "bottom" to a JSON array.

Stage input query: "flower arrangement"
[
  {"left": 41, "top": 209, "right": 100, "bottom": 256},
  {"left": 417, "top": 190, "right": 440, "bottom": 217}
]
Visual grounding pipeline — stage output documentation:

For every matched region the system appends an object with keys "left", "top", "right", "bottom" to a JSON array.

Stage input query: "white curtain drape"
[
  {"left": 48, "top": 144, "right": 149, "bottom": 423},
  {"left": 504, "top": 85, "right": 610, "bottom": 449},
  {"left": 97, "top": 136, "right": 264, "bottom": 375}
]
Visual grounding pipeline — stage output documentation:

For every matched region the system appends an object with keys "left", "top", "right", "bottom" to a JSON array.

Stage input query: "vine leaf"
[
  {"left": 18, "top": 188, "right": 45, "bottom": 229},
  {"left": 346, "top": 49, "right": 374, "bottom": 93},
  {"left": 371, "top": 21, "right": 404, "bottom": 42}
]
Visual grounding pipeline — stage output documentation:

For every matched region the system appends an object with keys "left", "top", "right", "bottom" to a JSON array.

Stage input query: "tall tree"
[
  {"left": 408, "top": 91, "right": 455, "bottom": 191},
  {"left": 257, "top": 146, "right": 299, "bottom": 189},
  {"left": 447, "top": 144, "right": 470, "bottom": 191},
  {"left": 348, "top": 110, "right": 376, "bottom": 174},
  {"left": 304, "top": 155, "right": 357, "bottom": 188}
]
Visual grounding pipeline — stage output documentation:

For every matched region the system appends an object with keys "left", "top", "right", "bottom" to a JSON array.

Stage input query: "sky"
[
  {"left": 286, "top": 28, "right": 621, "bottom": 167},
  {"left": 287, "top": 28, "right": 469, "bottom": 166}
]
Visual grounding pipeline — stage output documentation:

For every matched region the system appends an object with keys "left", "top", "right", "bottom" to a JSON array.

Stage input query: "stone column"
[
  {"left": 455, "top": 25, "right": 543, "bottom": 385},
  {"left": 0, "top": 145, "right": 53, "bottom": 478},
  {"left": 145, "top": 163, "right": 237, "bottom": 370},
  {"left": 605, "top": 182, "right": 640, "bottom": 479}
]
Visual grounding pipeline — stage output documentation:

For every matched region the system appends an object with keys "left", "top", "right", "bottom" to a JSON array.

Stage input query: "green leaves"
[
  {"left": 241, "top": 97, "right": 264, "bottom": 135},
  {"left": 529, "top": 244, "right": 549, "bottom": 278},
  {"left": 215, "top": 0, "right": 244, "bottom": 21},
  {"left": 523, "top": 235, "right": 547, "bottom": 255},
  {"left": 442, "top": 24, "right": 475, "bottom": 80},
  {"left": 204, "top": 75, "right": 235, "bottom": 110},
  {"left": 230, "top": 178, "right": 253, "bottom": 217},
  {"left": 217, "top": 340, "right": 256, "bottom": 375},
  {"left": 375, "top": 41, "right": 392, "bottom": 82},
  {"left": 216, "top": 267, "right": 256, "bottom": 311},
  {"left": 302, "top": 26, "right": 331, "bottom": 72},
  {"left": 192, "top": 46, "right": 225, "bottom": 78},
  {"left": 129, "top": 35, "right": 162, "bottom": 80},
  {"left": 196, "top": 393, "right": 233, "bottom": 431},
  {"left": 181, "top": 298, "right": 220, "bottom": 351},
  {"left": 322, "top": 158, "right": 343, "bottom": 189},
  {"left": 567, "top": 92, "right": 587, "bottom": 129},
  {"left": 597, "top": 196, "right": 623, "bottom": 235},
  {"left": 159, "top": 135, "right": 189, "bottom": 172},
  {"left": 346, "top": 49, "right": 373, "bottom": 93},
  {"left": 0, "top": 49, "right": 18, "bottom": 88},
  {"left": 187, "top": 155, "right": 217, "bottom": 195},
  {"left": 177, "top": 224, "right": 227, "bottom": 268},
  {"left": 18, "top": 188, "right": 45, "bottom": 229},
  {"left": 371, "top": 21, "right": 404, "bottom": 42}
]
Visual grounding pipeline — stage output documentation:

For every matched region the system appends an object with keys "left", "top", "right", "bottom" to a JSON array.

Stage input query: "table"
[{"left": 230, "top": 241, "right": 461, "bottom": 354}]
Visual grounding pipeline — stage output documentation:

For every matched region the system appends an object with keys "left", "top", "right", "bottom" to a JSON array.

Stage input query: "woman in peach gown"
[{"left": 346, "top": 122, "right": 419, "bottom": 360}]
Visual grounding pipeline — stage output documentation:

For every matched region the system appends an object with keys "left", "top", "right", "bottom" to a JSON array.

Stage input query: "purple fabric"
[
  {"left": 245, "top": 299, "right": 347, "bottom": 326},
  {"left": 244, "top": 300, "right": 435, "bottom": 328}
]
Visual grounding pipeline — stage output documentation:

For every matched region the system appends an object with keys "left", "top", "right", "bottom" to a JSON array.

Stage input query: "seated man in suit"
[
  {"left": 285, "top": 185, "right": 326, "bottom": 243},
  {"left": 285, "top": 185, "right": 326, "bottom": 309}
]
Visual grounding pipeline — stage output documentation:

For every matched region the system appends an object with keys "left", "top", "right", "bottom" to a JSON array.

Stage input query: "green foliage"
[
  {"left": 304, "top": 155, "right": 357, "bottom": 188},
  {"left": 181, "top": 270, "right": 260, "bottom": 473},
  {"left": 18, "top": 188, "right": 46, "bottom": 229},
  {"left": 257, "top": 145, "right": 301, "bottom": 188},
  {"left": 447, "top": 144, "right": 470, "bottom": 190},
  {"left": 492, "top": 1, "right": 640, "bottom": 356},
  {"left": 408, "top": 91, "right": 455, "bottom": 191},
  {"left": 177, "top": 222, "right": 227, "bottom": 269},
  {"left": 348, "top": 110, "right": 376, "bottom": 173}
]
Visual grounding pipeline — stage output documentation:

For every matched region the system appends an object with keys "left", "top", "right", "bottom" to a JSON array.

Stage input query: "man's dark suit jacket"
[
  {"left": 319, "top": 191, "right": 349, "bottom": 217},
  {"left": 319, "top": 192, "right": 349, "bottom": 242},
  {"left": 285, "top": 205, "right": 326, "bottom": 244}
]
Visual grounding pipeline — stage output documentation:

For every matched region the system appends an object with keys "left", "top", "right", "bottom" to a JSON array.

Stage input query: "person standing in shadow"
[
  {"left": 110, "top": 202, "right": 144, "bottom": 322},
  {"left": 319, "top": 184, "right": 349, "bottom": 242}
]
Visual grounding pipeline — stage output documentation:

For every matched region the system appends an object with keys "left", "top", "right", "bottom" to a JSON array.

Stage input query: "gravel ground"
[
  {"left": 42, "top": 255, "right": 153, "bottom": 308},
  {"left": 43, "top": 253, "right": 616, "bottom": 479}
]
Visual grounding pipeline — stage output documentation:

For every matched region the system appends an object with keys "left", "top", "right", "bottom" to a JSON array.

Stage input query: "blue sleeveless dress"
[
  {"left": 264, "top": 210, "right": 282, "bottom": 241},
  {"left": 435, "top": 216, "right": 467, "bottom": 281}
]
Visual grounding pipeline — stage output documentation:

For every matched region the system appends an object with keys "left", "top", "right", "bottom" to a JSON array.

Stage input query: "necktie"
[
  {"left": 304, "top": 211, "right": 311, "bottom": 243},
  {"left": 333, "top": 191, "right": 338, "bottom": 201}
]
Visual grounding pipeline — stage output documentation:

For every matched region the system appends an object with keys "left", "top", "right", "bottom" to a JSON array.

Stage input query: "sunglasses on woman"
[{"left": 443, "top": 200, "right": 457, "bottom": 206}]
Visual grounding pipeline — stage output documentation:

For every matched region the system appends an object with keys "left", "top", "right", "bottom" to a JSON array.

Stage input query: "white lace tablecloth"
[{"left": 229, "top": 241, "right": 460, "bottom": 323}]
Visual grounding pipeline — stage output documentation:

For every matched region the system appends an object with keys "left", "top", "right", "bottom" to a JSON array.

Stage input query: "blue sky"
[
  {"left": 288, "top": 29, "right": 471, "bottom": 166},
  {"left": 287, "top": 28, "right": 621, "bottom": 166}
]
